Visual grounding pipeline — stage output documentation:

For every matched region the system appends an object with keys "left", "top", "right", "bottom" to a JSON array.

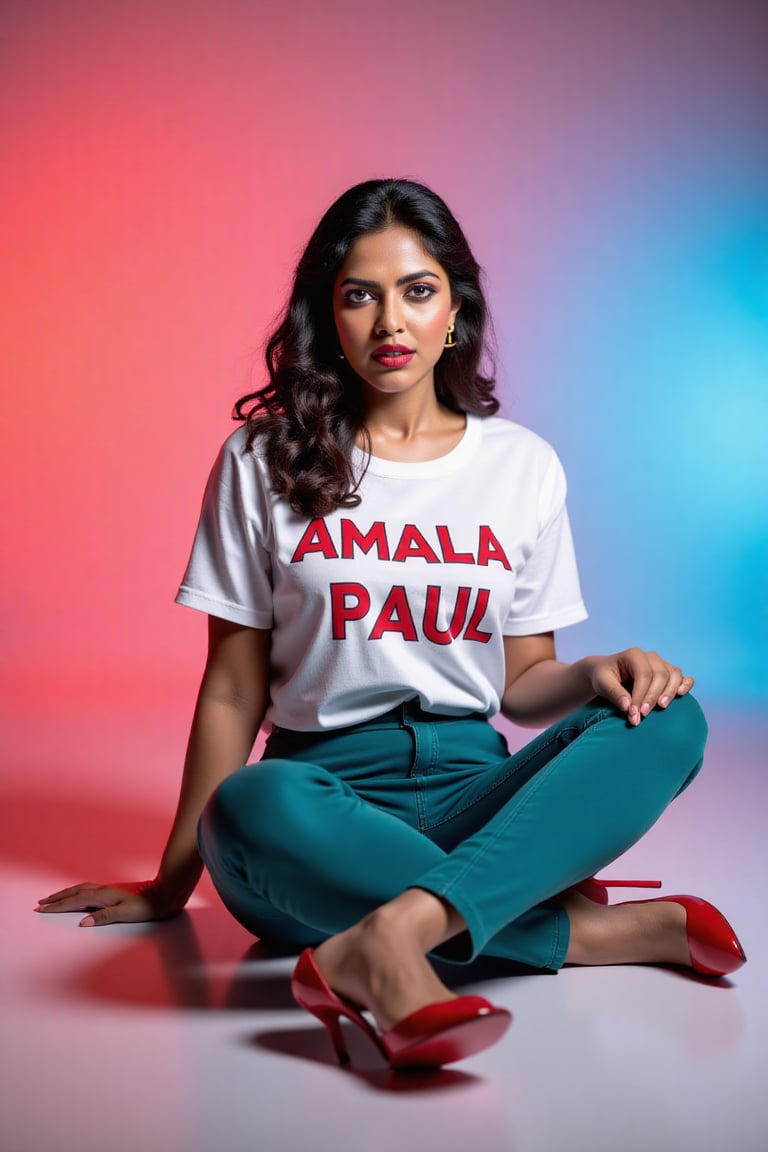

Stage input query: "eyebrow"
[{"left": 338, "top": 270, "right": 442, "bottom": 289}]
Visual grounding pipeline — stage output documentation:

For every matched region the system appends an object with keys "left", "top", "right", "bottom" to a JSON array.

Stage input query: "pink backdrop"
[{"left": 2, "top": 2, "right": 766, "bottom": 808}]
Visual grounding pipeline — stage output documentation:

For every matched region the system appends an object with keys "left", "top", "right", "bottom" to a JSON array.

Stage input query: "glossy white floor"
[{"left": 2, "top": 703, "right": 765, "bottom": 1152}]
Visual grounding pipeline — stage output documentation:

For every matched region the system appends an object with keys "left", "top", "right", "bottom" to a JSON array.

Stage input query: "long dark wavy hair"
[{"left": 234, "top": 178, "right": 498, "bottom": 517}]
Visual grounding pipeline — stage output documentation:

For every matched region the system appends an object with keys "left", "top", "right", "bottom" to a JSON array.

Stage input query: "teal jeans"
[{"left": 198, "top": 694, "right": 707, "bottom": 969}]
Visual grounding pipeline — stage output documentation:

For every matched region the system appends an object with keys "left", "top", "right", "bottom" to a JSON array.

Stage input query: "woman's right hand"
[{"left": 35, "top": 878, "right": 189, "bottom": 926}]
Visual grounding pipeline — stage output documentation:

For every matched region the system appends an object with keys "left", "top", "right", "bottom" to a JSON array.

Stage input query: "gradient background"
[
  {"left": 1, "top": 5, "right": 767, "bottom": 1149},
  {"left": 1, "top": 0, "right": 766, "bottom": 808}
]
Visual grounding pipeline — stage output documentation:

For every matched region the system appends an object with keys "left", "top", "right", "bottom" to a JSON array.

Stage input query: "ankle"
[
  {"left": 563, "top": 896, "right": 689, "bottom": 967},
  {"left": 362, "top": 889, "right": 462, "bottom": 954}
]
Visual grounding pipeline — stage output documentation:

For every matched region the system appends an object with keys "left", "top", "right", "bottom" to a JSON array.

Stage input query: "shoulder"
[
  {"left": 215, "top": 422, "right": 264, "bottom": 462},
  {"left": 202, "top": 424, "right": 272, "bottom": 509},
  {"left": 475, "top": 416, "right": 569, "bottom": 516},
  {"left": 210, "top": 424, "right": 268, "bottom": 478},
  {"left": 476, "top": 415, "right": 562, "bottom": 469}
]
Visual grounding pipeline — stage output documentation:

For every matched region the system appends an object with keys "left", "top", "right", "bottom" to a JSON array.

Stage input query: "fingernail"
[
  {"left": 641, "top": 702, "right": 650, "bottom": 716},
  {"left": 660, "top": 695, "right": 669, "bottom": 706},
  {"left": 80, "top": 916, "right": 95, "bottom": 927}
]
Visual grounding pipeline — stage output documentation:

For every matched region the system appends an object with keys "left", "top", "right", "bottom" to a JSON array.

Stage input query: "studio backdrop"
[{"left": 2, "top": 0, "right": 766, "bottom": 757}]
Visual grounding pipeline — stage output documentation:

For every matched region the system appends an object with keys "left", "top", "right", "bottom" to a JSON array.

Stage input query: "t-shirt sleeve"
[
  {"left": 502, "top": 448, "right": 588, "bottom": 635},
  {"left": 175, "top": 435, "right": 274, "bottom": 628}
]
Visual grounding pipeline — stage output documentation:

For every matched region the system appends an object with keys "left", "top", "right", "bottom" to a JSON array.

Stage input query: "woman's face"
[{"left": 332, "top": 225, "right": 461, "bottom": 402}]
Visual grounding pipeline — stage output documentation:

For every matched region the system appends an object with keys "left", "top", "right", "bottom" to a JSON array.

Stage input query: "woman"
[{"left": 37, "top": 179, "right": 745, "bottom": 1071}]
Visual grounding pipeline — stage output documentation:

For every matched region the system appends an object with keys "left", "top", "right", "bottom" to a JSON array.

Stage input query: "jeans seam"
[
  {"left": 413, "top": 775, "right": 427, "bottom": 831},
  {"left": 544, "top": 905, "right": 562, "bottom": 969},
  {"left": 421, "top": 724, "right": 573, "bottom": 830},
  {"left": 427, "top": 723, "right": 439, "bottom": 772},
  {"left": 432, "top": 716, "right": 611, "bottom": 951}
]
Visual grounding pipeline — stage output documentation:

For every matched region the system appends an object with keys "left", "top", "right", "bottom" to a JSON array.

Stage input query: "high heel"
[
  {"left": 575, "top": 877, "right": 662, "bottom": 904},
  {"left": 616, "top": 894, "right": 747, "bottom": 977},
  {"left": 290, "top": 948, "right": 512, "bottom": 1070}
]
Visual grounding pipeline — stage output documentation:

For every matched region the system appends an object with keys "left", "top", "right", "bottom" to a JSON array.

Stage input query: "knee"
[
  {"left": 642, "top": 692, "right": 708, "bottom": 793},
  {"left": 199, "top": 759, "right": 317, "bottom": 867},
  {"left": 655, "top": 691, "right": 708, "bottom": 757}
]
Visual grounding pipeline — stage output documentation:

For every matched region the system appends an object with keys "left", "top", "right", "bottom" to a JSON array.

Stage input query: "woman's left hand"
[{"left": 584, "top": 648, "right": 694, "bottom": 726}]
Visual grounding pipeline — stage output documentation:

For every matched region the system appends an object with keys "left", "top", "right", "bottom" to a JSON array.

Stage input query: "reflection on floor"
[{"left": 2, "top": 703, "right": 765, "bottom": 1152}]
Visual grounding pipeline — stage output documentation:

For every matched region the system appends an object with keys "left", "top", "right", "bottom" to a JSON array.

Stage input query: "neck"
[
  {"left": 359, "top": 388, "right": 467, "bottom": 463},
  {"left": 362, "top": 388, "right": 445, "bottom": 441}
]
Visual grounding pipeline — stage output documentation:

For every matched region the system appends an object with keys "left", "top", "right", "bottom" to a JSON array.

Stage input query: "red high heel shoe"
[
  {"left": 575, "top": 877, "right": 662, "bottom": 904},
  {"left": 615, "top": 895, "right": 747, "bottom": 977},
  {"left": 290, "top": 948, "right": 512, "bottom": 1070},
  {"left": 572, "top": 880, "right": 745, "bottom": 976}
]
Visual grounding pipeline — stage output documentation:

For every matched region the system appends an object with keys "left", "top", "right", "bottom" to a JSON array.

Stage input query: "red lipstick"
[{"left": 371, "top": 344, "right": 414, "bottom": 369}]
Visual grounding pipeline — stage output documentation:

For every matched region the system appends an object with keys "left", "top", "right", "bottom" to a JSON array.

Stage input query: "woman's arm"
[
  {"left": 501, "top": 633, "right": 693, "bottom": 729},
  {"left": 37, "top": 617, "right": 270, "bottom": 926}
]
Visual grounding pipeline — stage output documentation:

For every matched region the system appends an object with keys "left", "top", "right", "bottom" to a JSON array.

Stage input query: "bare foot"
[
  {"left": 312, "top": 905, "right": 458, "bottom": 1032},
  {"left": 562, "top": 891, "right": 690, "bottom": 967}
]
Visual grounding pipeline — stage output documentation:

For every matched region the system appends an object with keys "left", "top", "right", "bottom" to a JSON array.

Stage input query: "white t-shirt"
[{"left": 176, "top": 415, "right": 588, "bottom": 730}]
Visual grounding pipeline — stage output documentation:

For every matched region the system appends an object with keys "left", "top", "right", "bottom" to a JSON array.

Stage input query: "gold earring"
[{"left": 444, "top": 323, "right": 456, "bottom": 348}]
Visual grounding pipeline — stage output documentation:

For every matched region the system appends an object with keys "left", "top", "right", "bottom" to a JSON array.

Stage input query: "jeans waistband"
[{"left": 271, "top": 698, "right": 489, "bottom": 740}]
